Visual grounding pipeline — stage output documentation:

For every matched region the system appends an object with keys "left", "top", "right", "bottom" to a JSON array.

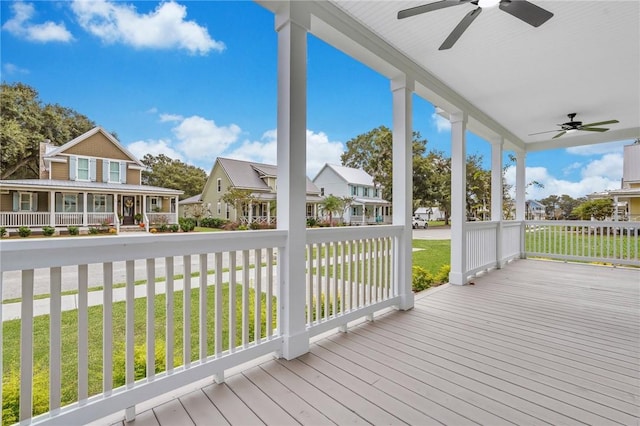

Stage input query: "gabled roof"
[
  {"left": 212, "top": 157, "right": 320, "bottom": 194},
  {"left": 45, "top": 126, "right": 144, "bottom": 167},
  {"left": 178, "top": 194, "right": 202, "bottom": 205},
  {"left": 314, "top": 164, "right": 377, "bottom": 187}
]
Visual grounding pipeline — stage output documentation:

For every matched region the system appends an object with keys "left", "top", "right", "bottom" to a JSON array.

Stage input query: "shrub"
[
  {"left": 178, "top": 217, "right": 195, "bottom": 232},
  {"left": 112, "top": 341, "right": 168, "bottom": 387},
  {"left": 412, "top": 266, "right": 434, "bottom": 292},
  {"left": 306, "top": 217, "right": 318, "bottom": 227},
  {"left": 237, "top": 225, "right": 248, "bottom": 231},
  {"left": 2, "top": 365, "right": 50, "bottom": 423},
  {"left": 109, "top": 228, "right": 117, "bottom": 234},
  {"left": 42, "top": 226, "right": 56, "bottom": 236},
  {"left": 150, "top": 228, "right": 158, "bottom": 233},
  {"left": 88, "top": 227, "right": 100, "bottom": 235},
  {"left": 222, "top": 221, "right": 239, "bottom": 231},
  {"left": 158, "top": 224, "right": 168, "bottom": 232},
  {"left": 433, "top": 264, "right": 451, "bottom": 285},
  {"left": 18, "top": 226, "right": 32, "bottom": 238},
  {"left": 200, "top": 217, "right": 227, "bottom": 228},
  {"left": 68, "top": 226, "right": 79, "bottom": 236},
  {"left": 169, "top": 224, "right": 179, "bottom": 233},
  {"left": 249, "top": 221, "right": 261, "bottom": 230},
  {"left": 0, "top": 227, "right": 7, "bottom": 238}
]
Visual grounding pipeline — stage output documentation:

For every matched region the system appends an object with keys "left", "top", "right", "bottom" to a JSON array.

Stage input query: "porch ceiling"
[{"left": 258, "top": 1, "right": 640, "bottom": 152}]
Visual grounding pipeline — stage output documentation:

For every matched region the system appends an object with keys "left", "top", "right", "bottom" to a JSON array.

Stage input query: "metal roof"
[{"left": 0, "top": 179, "right": 182, "bottom": 195}]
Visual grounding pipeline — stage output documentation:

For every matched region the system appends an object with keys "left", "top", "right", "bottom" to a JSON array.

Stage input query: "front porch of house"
[{"left": 101, "top": 259, "right": 639, "bottom": 426}]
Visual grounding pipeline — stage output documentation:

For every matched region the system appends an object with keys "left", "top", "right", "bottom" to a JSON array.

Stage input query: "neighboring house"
[
  {"left": 178, "top": 193, "right": 204, "bottom": 219},
  {"left": 589, "top": 139, "right": 640, "bottom": 221},
  {"left": 199, "top": 157, "right": 323, "bottom": 224},
  {"left": 313, "top": 164, "right": 391, "bottom": 225},
  {"left": 414, "top": 206, "right": 446, "bottom": 221},
  {"left": 525, "top": 200, "right": 546, "bottom": 221},
  {"left": 0, "top": 127, "right": 182, "bottom": 231}
]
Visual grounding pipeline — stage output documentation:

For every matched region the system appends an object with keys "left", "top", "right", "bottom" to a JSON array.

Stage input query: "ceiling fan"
[
  {"left": 397, "top": 0, "right": 554, "bottom": 50},
  {"left": 529, "top": 113, "right": 620, "bottom": 139}
]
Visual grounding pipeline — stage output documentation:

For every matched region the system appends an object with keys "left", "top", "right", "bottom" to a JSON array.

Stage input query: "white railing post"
[
  {"left": 276, "top": 1, "right": 310, "bottom": 360},
  {"left": 82, "top": 192, "right": 88, "bottom": 227},
  {"left": 49, "top": 190, "right": 56, "bottom": 227},
  {"left": 491, "top": 137, "right": 504, "bottom": 268},
  {"left": 391, "top": 74, "right": 414, "bottom": 309}
]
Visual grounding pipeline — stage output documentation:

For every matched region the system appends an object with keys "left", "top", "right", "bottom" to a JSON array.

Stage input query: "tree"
[
  {"left": 1, "top": 82, "right": 95, "bottom": 179},
  {"left": 341, "top": 125, "right": 427, "bottom": 201},
  {"left": 319, "top": 194, "right": 343, "bottom": 226},
  {"left": 141, "top": 154, "right": 207, "bottom": 199},
  {"left": 221, "top": 188, "right": 255, "bottom": 221},
  {"left": 184, "top": 203, "right": 209, "bottom": 226},
  {"left": 572, "top": 199, "right": 613, "bottom": 220},
  {"left": 414, "top": 150, "right": 451, "bottom": 224}
]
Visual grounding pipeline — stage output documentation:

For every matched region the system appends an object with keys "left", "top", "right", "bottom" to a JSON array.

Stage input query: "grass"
[
  {"left": 412, "top": 239, "right": 451, "bottom": 275},
  {"left": 525, "top": 229, "right": 639, "bottom": 260},
  {"left": 2, "top": 283, "right": 276, "bottom": 424}
]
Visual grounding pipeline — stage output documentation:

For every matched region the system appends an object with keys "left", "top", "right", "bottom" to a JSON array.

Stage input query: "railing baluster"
[
  {"left": 183, "top": 255, "right": 191, "bottom": 366},
  {"left": 242, "top": 250, "right": 250, "bottom": 347},
  {"left": 266, "top": 248, "right": 274, "bottom": 338},
  {"left": 20, "top": 269, "right": 34, "bottom": 422},
  {"left": 146, "top": 259, "right": 155, "bottom": 380},
  {"left": 199, "top": 254, "right": 207, "bottom": 360},
  {"left": 348, "top": 241, "right": 353, "bottom": 311},
  {"left": 324, "top": 243, "right": 330, "bottom": 319},
  {"left": 125, "top": 260, "right": 135, "bottom": 386},
  {"left": 49, "top": 267, "right": 62, "bottom": 412},
  {"left": 332, "top": 242, "right": 338, "bottom": 315},
  {"left": 228, "top": 252, "right": 236, "bottom": 352},
  {"left": 315, "top": 243, "right": 321, "bottom": 321},
  {"left": 306, "top": 245, "right": 313, "bottom": 324},
  {"left": 215, "top": 252, "right": 223, "bottom": 355},
  {"left": 340, "top": 241, "right": 346, "bottom": 314},
  {"left": 78, "top": 264, "right": 88, "bottom": 401},
  {"left": 254, "top": 248, "right": 262, "bottom": 344},
  {"left": 103, "top": 262, "right": 113, "bottom": 394},
  {"left": 166, "top": 257, "right": 174, "bottom": 373}
]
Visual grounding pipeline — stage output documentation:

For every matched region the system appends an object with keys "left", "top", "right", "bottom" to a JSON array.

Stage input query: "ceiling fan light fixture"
[{"left": 478, "top": 0, "right": 500, "bottom": 9}]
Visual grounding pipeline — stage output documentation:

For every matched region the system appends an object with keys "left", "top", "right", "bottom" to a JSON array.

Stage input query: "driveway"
[{"left": 412, "top": 225, "right": 451, "bottom": 240}]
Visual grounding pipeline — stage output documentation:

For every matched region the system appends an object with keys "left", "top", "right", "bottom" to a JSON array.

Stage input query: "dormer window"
[{"left": 77, "top": 158, "right": 90, "bottom": 181}]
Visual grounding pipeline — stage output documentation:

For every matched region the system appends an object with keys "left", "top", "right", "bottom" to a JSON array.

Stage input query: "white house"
[
  {"left": 313, "top": 163, "right": 391, "bottom": 225},
  {"left": 525, "top": 200, "right": 546, "bottom": 221},
  {"left": 414, "top": 206, "right": 446, "bottom": 221}
]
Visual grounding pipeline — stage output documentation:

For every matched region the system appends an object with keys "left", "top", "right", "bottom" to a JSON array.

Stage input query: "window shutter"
[
  {"left": 158, "top": 198, "right": 163, "bottom": 210},
  {"left": 55, "top": 193, "right": 62, "bottom": 212},
  {"left": 120, "top": 162, "right": 127, "bottom": 183},
  {"left": 32, "top": 193, "right": 38, "bottom": 212},
  {"left": 107, "top": 195, "right": 113, "bottom": 212},
  {"left": 103, "top": 160, "right": 110, "bottom": 182},
  {"left": 78, "top": 194, "right": 84, "bottom": 212},
  {"left": 69, "top": 156, "right": 77, "bottom": 180},
  {"left": 89, "top": 158, "right": 97, "bottom": 182},
  {"left": 12, "top": 192, "right": 19, "bottom": 211},
  {"left": 87, "top": 194, "right": 94, "bottom": 212}
]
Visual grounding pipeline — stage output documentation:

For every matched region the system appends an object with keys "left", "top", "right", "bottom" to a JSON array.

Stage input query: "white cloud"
[
  {"left": 127, "top": 139, "right": 183, "bottom": 161},
  {"left": 159, "top": 113, "right": 183, "bottom": 123},
  {"left": 562, "top": 162, "right": 581, "bottom": 176},
  {"left": 2, "top": 63, "right": 30, "bottom": 75},
  {"left": 70, "top": 0, "right": 224, "bottom": 55},
  {"left": 2, "top": 2, "right": 73, "bottom": 42},
  {"left": 219, "top": 129, "right": 344, "bottom": 178},
  {"left": 504, "top": 153, "right": 623, "bottom": 200},
  {"left": 173, "top": 115, "right": 242, "bottom": 162},
  {"left": 431, "top": 112, "right": 451, "bottom": 133},
  {"left": 565, "top": 140, "right": 629, "bottom": 156}
]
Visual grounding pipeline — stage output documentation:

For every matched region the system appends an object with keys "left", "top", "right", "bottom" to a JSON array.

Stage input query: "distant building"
[
  {"left": 525, "top": 200, "right": 546, "bottom": 221},
  {"left": 313, "top": 164, "right": 391, "bottom": 225},
  {"left": 414, "top": 206, "right": 445, "bottom": 221}
]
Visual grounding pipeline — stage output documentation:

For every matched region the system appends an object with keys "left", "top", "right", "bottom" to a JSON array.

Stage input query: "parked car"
[{"left": 412, "top": 216, "right": 428, "bottom": 229}]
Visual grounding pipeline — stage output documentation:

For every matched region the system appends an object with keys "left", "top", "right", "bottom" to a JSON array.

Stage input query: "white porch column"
[
  {"left": 49, "top": 191, "right": 55, "bottom": 227},
  {"left": 391, "top": 74, "right": 414, "bottom": 310},
  {"left": 515, "top": 150, "right": 526, "bottom": 221},
  {"left": 267, "top": 201, "right": 271, "bottom": 224},
  {"left": 275, "top": 2, "right": 310, "bottom": 360},
  {"left": 613, "top": 196, "right": 619, "bottom": 221},
  {"left": 449, "top": 111, "right": 468, "bottom": 285},
  {"left": 142, "top": 196, "right": 147, "bottom": 220},
  {"left": 82, "top": 192, "right": 88, "bottom": 226},
  {"left": 491, "top": 137, "right": 504, "bottom": 268},
  {"left": 174, "top": 196, "right": 179, "bottom": 224}
]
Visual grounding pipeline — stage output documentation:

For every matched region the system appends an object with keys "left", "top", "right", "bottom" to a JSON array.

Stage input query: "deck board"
[{"left": 105, "top": 260, "right": 639, "bottom": 426}]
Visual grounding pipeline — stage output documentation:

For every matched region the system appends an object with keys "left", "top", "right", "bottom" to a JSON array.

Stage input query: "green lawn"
[{"left": 412, "top": 239, "right": 450, "bottom": 274}]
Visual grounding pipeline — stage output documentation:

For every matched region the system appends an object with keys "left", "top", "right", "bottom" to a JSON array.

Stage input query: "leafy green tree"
[
  {"left": 319, "top": 194, "right": 343, "bottom": 226},
  {"left": 1, "top": 82, "right": 95, "bottom": 179},
  {"left": 340, "top": 125, "right": 427, "bottom": 201},
  {"left": 141, "top": 154, "right": 207, "bottom": 199},
  {"left": 414, "top": 150, "right": 451, "bottom": 224},
  {"left": 572, "top": 198, "right": 613, "bottom": 220},
  {"left": 221, "top": 188, "right": 255, "bottom": 221}
]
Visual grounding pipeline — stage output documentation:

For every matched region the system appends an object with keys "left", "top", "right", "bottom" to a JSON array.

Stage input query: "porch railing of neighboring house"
[
  {"left": 349, "top": 215, "right": 392, "bottom": 225},
  {"left": 238, "top": 215, "right": 276, "bottom": 226},
  {"left": 146, "top": 212, "right": 176, "bottom": 226},
  {"left": 54, "top": 213, "right": 84, "bottom": 226},
  {"left": 0, "top": 212, "right": 50, "bottom": 227},
  {"left": 0, "top": 225, "right": 402, "bottom": 425}
]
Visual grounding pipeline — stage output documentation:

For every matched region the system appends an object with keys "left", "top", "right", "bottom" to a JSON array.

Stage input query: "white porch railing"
[
  {"left": 0, "top": 212, "right": 50, "bottom": 227},
  {"left": 238, "top": 215, "right": 276, "bottom": 225},
  {"left": 525, "top": 220, "right": 640, "bottom": 266},
  {"left": 0, "top": 226, "right": 401, "bottom": 425},
  {"left": 54, "top": 213, "right": 83, "bottom": 226},
  {"left": 349, "top": 215, "right": 391, "bottom": 225},
  {"left": 146, "top": 212, "right": 176, "bottom": 225},
  {"left": 87, "top": 212, "right": 118, "bottom": 226}
]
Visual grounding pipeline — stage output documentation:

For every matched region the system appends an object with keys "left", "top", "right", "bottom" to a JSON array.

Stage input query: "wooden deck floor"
[{"left": 109, "top": 260, "right": 640, "bottom": 426}]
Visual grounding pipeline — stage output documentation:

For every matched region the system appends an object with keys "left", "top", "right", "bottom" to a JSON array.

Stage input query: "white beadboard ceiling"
[{"left": 257, "top": 1, "right": 640, "bottom": 152}]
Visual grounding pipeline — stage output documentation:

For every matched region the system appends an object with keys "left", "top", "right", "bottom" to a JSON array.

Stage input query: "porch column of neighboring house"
[
  {"left": 113, "top": 194, "right": 118, "bottom": 223},
  {"left": 491, "top": 137, "right": 504, "bottom": 268},
  {"left": 391, "top": 74, "right": 414, "bottom": 310},
  {"left": 174, "top": 196, "right": 179, "bottom": 224},
  {"left": 142, "top": 196, "right": 147, "bottom": 221},
  {"left": 515, "top": 150, "right": 526, "bottom": 258},
  {"left": 248, "top": 201, "right": 253, "bottom": 223},
  {"left": 613, "top": 195, "right": 619, "bottom": 221},
  {"left": 267, "top": 201, "right": 271, "bottom": 223},
  {"left": 49, "top": 190, "right": 55, "bottom": 227},
  {"left": 275, "top": 1, "right": 310, "bottom": 359},
  {"left": 82, "top": 192, "right": 88, "bottom": 227},
  {"left": 448, "top": 111, "right": 468, "bottom": 285}
]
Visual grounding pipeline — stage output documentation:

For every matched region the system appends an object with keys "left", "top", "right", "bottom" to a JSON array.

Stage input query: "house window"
[
  {"left": 64, "top": 194, "right": 79, "bottom": 212},
  {"left": 149, "top": 197, "right": 160, "bottom": 212},
  {"left": 352, "top": 207, "right": 358, "bottom": 216},
  {"left": 93, "top": 194, "right": 107, "bottom": 212},
  {"left": 217, "top": 202, "right": 221, "bottom": 214},
  {"left": 77, "top": 158, "right": 90, "bottom": 180},
  {"left": 363, "top": 187, "right": 369, "bottom": 197},
  {"left": 109, "top": 161, "right": 120, "bottom": 182},
  {"left": 351, "top": 186, "right": 358, "bottom": 196},
  {"left": 307, "top": 204, "right": 313, "bottom": 217},
  {"left": 320, "top": 187, "right": 325, "bottom": 196},
  {"left": 217, "top": 178, "right": 222, "bottom": 192},
  {"left": 226, "top": 204, "right": 230, "bottom": 219},
  {"left": 19, "top": 192, "right": 33, "bottom": 211}
]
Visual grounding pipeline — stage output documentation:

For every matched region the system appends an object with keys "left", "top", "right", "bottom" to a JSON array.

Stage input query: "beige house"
[
  {"left": 0, "top": 127, "right": 182, "bottom": 232},
  {"left": 190, "top": 157, "right": 323, "bottom": 224}
]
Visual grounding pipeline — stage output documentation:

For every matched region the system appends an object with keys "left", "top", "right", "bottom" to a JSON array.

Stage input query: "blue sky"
[{"left": 1, "top": 0, "right": 631, "bottom": 200}]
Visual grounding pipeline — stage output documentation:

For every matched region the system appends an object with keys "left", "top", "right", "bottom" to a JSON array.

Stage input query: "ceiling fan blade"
[
  {"left": 581, "top": 127, "right": 609, "bottom": 132},
  {"left": 499, "top": 0, "right": 553, "bottom": 27},
  {"left": 552, "top": 131, "right": 566, "bottom": 139},
  {"left": 528, "top": 130, "right": 560, "bottom": 136},
  {"left": 439, "top": 7, "right": 481, "bottom": 50},
  {"left": 581, "top": 119, "right": 619, "bottom": 127},
  {"left": 398, "top": 0, "right": 472, "bottom": 19}
]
